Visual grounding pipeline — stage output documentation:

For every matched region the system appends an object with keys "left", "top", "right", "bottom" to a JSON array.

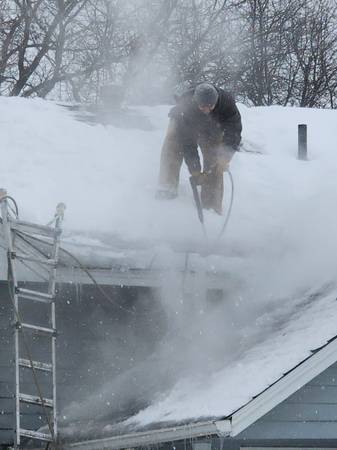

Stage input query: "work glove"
[{"left": 191, "top": 171, "right": 208, "bottom": 186}]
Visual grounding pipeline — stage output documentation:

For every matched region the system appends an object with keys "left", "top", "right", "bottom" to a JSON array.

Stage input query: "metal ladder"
[{"left": 0, "top": 190, "right": 65, "bottom": 449}]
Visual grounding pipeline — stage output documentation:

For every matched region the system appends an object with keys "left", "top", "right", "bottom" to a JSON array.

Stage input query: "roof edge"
[
  {"left": 230, "top": 335, "right": 337, "bottom": 436},
  {"left": 65, "top": 420, "right": 231, "bottom": 450},
  {"left": 64, "top": 334, "right": 337, "bottom": 447}
]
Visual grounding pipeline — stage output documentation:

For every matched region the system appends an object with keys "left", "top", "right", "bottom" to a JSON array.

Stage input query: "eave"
[{"left": 65, "top": 420, "right": 231, "bottom": 450}]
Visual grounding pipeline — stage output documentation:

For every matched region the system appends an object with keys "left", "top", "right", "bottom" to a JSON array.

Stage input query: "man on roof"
[{"left": 156, "top": 82, "right": 242, "bottom": 214}]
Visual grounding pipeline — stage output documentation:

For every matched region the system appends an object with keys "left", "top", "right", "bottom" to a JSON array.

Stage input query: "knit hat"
[{"left": 193, "top": 83, "right": 219, "bottom": 107}]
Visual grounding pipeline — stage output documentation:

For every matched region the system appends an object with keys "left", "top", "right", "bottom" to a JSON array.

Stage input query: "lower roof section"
[
  {"left": 0, "top": 240, "right": 238, "bottom": 291},
  {"left": 56, "top": 266, "right": 233, "bottom": 291}
]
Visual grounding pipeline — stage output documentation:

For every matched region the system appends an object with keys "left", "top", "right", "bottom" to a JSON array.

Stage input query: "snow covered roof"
[
  {"left": 2, "top": 97, "right": 337, "bottom": 447},
  {"left": 63, "top": 284, "right": 337, "bottom": 449}
]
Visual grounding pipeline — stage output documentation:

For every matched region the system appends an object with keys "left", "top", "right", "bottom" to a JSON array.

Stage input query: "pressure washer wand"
[{"left": 189, "top": 175, "right": 207, "bottom": 239}]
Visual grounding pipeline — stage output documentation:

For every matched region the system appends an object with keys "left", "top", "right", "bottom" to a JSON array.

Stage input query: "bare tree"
[
  {"left": 230, "top": 0, "right": 305, "bottom": 105},
  {"left": 0, "top": 0, "right": 132, "bottom": 99},
  {"left": 288, "top": 0, "right": 337, "bottom": 107},
  {"left": 0, "top": 1, "right": 21, "bottom": 85},
  {"left": 1, "top": 0, "right": 336, "bottom": 107},
  {"left": 7, "top": 1, "right": 89, "bottom": 96}
]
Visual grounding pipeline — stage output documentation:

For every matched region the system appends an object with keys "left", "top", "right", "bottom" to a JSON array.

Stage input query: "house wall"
[
  {"left": 4, "top": 279, "right": 337, "bottom": 448},
  {"left": 236, "top": 361, "right": 337, "bottom": 441},
  {"left": 0, "top": 282, "right": 164, "bottom": 448},
  {"left": 154, "top": 363, "right": 337, "bottom": 450},
  {"left": 146, "top": 435, "right": 337, "bottom": 450},
  {"left": 0, "top": 284, "right": 13, "bottom": 447}
]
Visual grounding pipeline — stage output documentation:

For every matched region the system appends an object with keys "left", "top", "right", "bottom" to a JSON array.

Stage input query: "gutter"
[{"left": 65, "top": 420, "right": 232, "bottom": 450}]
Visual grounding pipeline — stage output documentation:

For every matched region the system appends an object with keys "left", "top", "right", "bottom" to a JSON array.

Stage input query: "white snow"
[
  {"left": 126, "top": 284, "right": 337, "bottom": 425},
  {"left": 2, "top": 97, "right": 337, "bottom": 432}
]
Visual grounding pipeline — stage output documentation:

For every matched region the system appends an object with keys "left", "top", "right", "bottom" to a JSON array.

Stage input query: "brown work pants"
[{"left": 158, "top": 118, "right": 234, "bottom": 214}]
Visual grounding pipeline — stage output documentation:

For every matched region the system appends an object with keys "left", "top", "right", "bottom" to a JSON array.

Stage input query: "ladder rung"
[
  {"left": 19, "top": 358, "right": 52, "bottom": 372},
  {"left": 17, "top": 293, "right": 53, "bottom": 304},
  {"left": 19, "top": 393, "right": 53, "bottom": 408},
  {"left": 19, "top": 428, "right": 53, "bottom": 442},
  {"left": 17, "top": 288, "right": 54, "bottom": 304},
  {"left": 20, "top": 323, "right": 56, "bottom": 336},
  {"left": 15, "top": 253, "right": 56, "bottom": 266},
  {"left": 11, "top": 219, "right": 56, "bottom": 238},
  {"left": 18, "top": 288, "right": 53, "bottom": 300}
]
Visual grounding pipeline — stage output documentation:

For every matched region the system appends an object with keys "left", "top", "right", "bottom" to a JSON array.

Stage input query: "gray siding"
[
  {"left": 0, "top": 284, "right": 13, "bottom": 448},
  {"left": 0, "top": 283, "right": 164, "bottom": 447},
  {"left": 238, "top": 362, "right": 337, "bottom": 440},
  {"left": 3, "top": 278, "right": 337, "bottom": 447}
]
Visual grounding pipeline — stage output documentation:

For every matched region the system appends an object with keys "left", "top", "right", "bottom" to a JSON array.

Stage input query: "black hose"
[
  {"left": 217, "top": 169, "right": 234, "bottom": 241},
  {"left": 190, "top": 170, "right": 234, "bottom": 243},
  {"left": 0, "top": 195, "right": 19, "bottom": 217},
  {"left": 15, "top": 230, "right": 135, "bottom": 315}
]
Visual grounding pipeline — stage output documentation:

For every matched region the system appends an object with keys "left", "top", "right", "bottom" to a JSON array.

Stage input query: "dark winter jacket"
[{"left": 169, "top": 86, "right": 242, "bottom": 173}]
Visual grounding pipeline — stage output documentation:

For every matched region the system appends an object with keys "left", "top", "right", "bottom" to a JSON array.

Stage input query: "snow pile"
[{"left": 2, "top": 97, "right": 337, "bottom": 431}]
